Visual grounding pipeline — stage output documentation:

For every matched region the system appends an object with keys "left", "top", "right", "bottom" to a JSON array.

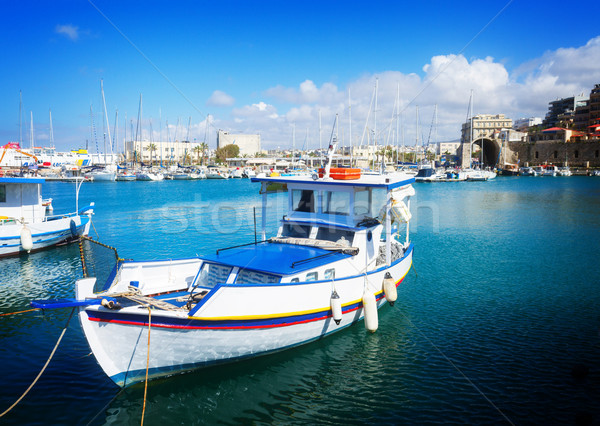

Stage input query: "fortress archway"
[{"left": 472, "top": 138, "right": 501, "bottom": 168}]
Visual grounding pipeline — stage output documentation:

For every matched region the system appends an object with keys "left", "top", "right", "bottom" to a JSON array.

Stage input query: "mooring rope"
[
  {"left": 141, "top": 306, "right": 151, "bottom": 426},
  {"left": 0, "top": 308, "right": 40, "bottom": 317},
  {"left": 0, "top": 307, "right": 75, "bottom": 418}
]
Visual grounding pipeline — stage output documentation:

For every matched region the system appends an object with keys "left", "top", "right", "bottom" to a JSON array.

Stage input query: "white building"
[
  {"left": 123, "top": 140, "right": 201, "bottom": 164},
  {"left": 217, "top": 130, "right": 261, "bottom": 156},
  {"left": 513, "top": 117, "right": 542, "bottom": 132},
  {"left": 438, "top": 141, "right": 461, "bottom": 155},
  {"left": 461, "top": 114, "right": 513, "bottom": 143}
]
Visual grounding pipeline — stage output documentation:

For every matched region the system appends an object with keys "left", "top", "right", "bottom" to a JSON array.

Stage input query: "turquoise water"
[{"left": 1, "top": 177, "right": 599, "bottom": 425}]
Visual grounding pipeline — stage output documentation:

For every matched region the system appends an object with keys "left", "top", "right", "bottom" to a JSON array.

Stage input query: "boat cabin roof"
[
  {"left": 201, "top": 241, "right": 351, "bottom": 276},
  {"left": 251, "top": 173, "right": 414, "bottom": 190},
  {"left": 0, "top": 177, "right": 45, "bottom": 185}
]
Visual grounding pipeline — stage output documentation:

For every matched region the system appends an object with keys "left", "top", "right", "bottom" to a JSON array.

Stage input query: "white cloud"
[
  {"left": 206, "top": 90, "right": 235, "bottom": 107},
  {"left": 55, "top": 24, "right": 79, "bottom": 41}
]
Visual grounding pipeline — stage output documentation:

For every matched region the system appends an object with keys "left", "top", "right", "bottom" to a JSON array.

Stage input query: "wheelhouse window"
[
  {"left": 292, "top": 189, "right": 316, "bottom": 213},
  {"left": 323, "top": 191, "right": 350, "bottom": 215},
  {"left": 282, "top": 223, "right": 311, "bottom": 238},
  {"left": 354, "top": 188, "right": 372, "bottom": 216},
  {"left": 197, "top": 263, "right": 232, "bottom": 289},
  {"left": 316, "top": 227, "right": 354, "bottom": 244},
  {"left": 236, "top": 270, "right": 280, "bottom": 285},
  {"left": 0, "top": 184, "right": 5, "bottom": 203}
]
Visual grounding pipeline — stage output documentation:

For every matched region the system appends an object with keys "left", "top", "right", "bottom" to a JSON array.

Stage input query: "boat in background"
[
  {"left": 558, "top": 166, "right": 572, "bottom": 176},
  {"left": 543, "top": 165, "right": 558, "bottom": 176},
  {"left": 136, "top": 169, "right": 164, "bottom": 181},
  {"left": 0, "top": 177, "right": 94, "bottom": 257},
  {"left": 206, "top": 166, "right": 229, "bottom": 179}
]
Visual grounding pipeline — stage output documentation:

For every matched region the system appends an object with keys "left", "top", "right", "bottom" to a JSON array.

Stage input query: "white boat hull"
[
  {"left": 0, "top": 214, "right": 92, "bottom": 257},
  {"left": 79, "top": 248, "right": 413, "bottom": 387}
]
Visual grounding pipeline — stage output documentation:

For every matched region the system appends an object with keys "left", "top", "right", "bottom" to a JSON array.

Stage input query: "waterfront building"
[
  {"left": 513, "top": 117, "right": 542, "bottom": 132},
  {"left": 437, "top": 141, "right": 461, "bottom": 156},
  {"left": 460, "top": 114, "right": 513, "bottom": 144},
  {"left": 217, "top": 130, "right": 261, "bottom": 156},
  {"left": 123, "top": 139, "right": 200, "bottom": 165},
  {"left": 542, "top": 94, "right": 588, "bottom": 128}
]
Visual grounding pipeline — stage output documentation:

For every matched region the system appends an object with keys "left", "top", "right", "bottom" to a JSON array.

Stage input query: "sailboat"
[{"left": 87, "top": 80, "right": 116, "bottom": 182}]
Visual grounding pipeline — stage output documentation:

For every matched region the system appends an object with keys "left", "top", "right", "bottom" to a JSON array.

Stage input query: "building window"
[
  {"left": 575, "top": 150, "right": 579, "bottom": 158},
  {"left": 0, "top": 184, "right": 5, "bottom": 203},
  {"left": 554, "top": 151, "right": 558, "bottom": 159},
  {"left": 535, "top": 151, "right": 539, "bottom": 159},
  {"left": 596, "top": 150, "right": 599, "bottom": 158}
]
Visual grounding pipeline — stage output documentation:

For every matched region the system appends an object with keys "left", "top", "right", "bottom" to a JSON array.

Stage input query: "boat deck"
[{"left": 201, "top": 241, "right": 352, "bottom": 275}]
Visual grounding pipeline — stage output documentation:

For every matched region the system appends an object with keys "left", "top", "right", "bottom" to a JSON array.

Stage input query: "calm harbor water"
[{"left": 1, "top": 176, "right": 599, "bottom": 425}]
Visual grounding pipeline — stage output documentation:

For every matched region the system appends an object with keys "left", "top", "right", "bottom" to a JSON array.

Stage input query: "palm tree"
[
  {"left": 200, "top": 142, "right": 209, "bottom": 165},
  {"left": 192, "top": 145, "right": 202, "bottom": 164},
  {"left": 147, "top": 143, "right": 157, "bottom": 165}
]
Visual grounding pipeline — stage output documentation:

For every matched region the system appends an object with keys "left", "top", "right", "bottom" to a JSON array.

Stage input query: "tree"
[
  {"left": 192, "top": 145, "right": 202, "bottom": 164},
  {"left": 200, "top": 142, "right": 209, "bottom": 165},
  {"left": 215, "top": 144, "right": 240, "bottom": 163},
  {"left": 147, "top": 143, "right": 157, "bottom": 165}
]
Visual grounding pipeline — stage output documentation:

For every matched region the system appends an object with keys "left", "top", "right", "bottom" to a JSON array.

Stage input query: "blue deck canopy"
[{"left": 201, "top": 241, "right": 351, "bottom": 276}]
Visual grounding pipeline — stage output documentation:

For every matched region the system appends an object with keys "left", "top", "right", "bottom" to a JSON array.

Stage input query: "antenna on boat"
[{"left": 323, "top": 114, "right": 339, "bottom": 179}]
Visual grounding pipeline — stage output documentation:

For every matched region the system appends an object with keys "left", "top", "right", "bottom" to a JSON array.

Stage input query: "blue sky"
[{"left": 1, "top": 0, "right": 599, "bottom": 152}]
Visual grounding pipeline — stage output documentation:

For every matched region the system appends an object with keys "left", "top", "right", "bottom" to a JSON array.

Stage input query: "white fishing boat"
[
  {"left": 86, "top": 167, "right": 117, "bottom": 182},
  {"left": 0, "top": 177, "right": 94, "bottom": 257},
  {"left": 115, "top": 170, "right": 136, "bottom": 181},
  {"left": 32, "top": 148, "right": 416, "bottom": 387},
  {"left": 136, "top": 170, "right": 164, "bottom": 181},
  {"left": 543, "top": 165, "right": 558, "bottom": 177},
  {"left": 557, "top": 166, "right": 572, "bottom": 176},
  {"left": 205, "top": 166, "right": 229, "bottom": 179}
]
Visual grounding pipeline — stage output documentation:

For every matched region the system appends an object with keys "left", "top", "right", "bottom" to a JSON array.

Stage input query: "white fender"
[
  {"left": 362, "top": 290, "right": 378, "bottom": 332},
  {"left": 382, "top": 272, "right": 397, "bottom": 306},
  {"left": 20, "top": 225, "right": 33, "bottom": 252},
  {"left": 330, "top": 290, "right": 342, "bottom": 325}
]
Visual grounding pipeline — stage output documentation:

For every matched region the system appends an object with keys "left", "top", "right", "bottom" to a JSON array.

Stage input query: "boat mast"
[
  {"left": 49, "top": 109, "right": 54, "bottom": 147},
  {"left": 395, "top": 83, "right": 400, "bottom": 168},
  {"left": 30, "top": 111, "right": 34, "bottom": 149},
  {"left": 348, "top": 88, "right": 352, "bottom": 168},
  {"left": 19, "top": 90, "right": 23, "bottom": 146},
  {"left": 469, "top": 89, "right": 474, "bottom": 169},
  {"left": 101, "top": 79, "right": 112, "bottom": 165},
  {"left": 373, "top": 78, "right": 378, "bottom": 171},
  {"left": 415, "top": 105, "right": 419, "bottom": 164},
  {"left": 159, "top": 108, "right": 163, "bottom": 167}
]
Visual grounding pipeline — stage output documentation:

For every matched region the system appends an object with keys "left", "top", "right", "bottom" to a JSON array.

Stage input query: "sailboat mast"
[
  {"left": 469, "top": 89, "right": 474, "bottom": 169},
  {"left": 19, "top": 91, "right": 23, "bottom": 145},
  {"left": 395, "top": 84, "right": 400, "bottom": 167},
  {"left": 101, "top": 79, "right": 112, "bottom": 164},
  {"left": 373, "top": 78, "right": 378, "bottom": 170},
  {"left": 415, "top": 105, "right": 419, "bottom": 163},
  {"left": 348, "top": 89, "right": 353, "bottom": 168},
  {"left": 30, "top": 111, "right": 34, "bottom": 149},
  {"left": 49, "top": 109, "right": 54, "bottom": 147}
]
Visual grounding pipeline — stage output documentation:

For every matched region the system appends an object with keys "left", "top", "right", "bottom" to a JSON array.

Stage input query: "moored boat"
[
  {"left": 32, "top": 162, "right": 415, "bottom": 387},
  {"left": 0, "top": 177, "right": 94, "bottom": 257}
]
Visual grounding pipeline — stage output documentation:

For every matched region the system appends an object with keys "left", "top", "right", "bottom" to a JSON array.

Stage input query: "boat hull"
[
  {"left": 79, "top": 247, "right": 413, "bottom": 387},
  {"left": 0, "top": 214, "right": 91, "bottom": 257}
]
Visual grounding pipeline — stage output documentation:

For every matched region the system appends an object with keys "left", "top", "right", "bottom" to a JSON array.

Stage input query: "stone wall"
[{"left": 511, "top": 140, "right": 600, "bottom": 168}]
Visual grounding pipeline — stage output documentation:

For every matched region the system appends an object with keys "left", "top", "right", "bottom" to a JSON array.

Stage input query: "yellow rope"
[
  {"left": 0, "top": 308, "right": 40, "bottom": 317},
  {"left": 0, "top": 308, "right": 74, "bottom": 418},
  {"left": 141, "top": 307, "right": 151, "bottom": 426}
]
